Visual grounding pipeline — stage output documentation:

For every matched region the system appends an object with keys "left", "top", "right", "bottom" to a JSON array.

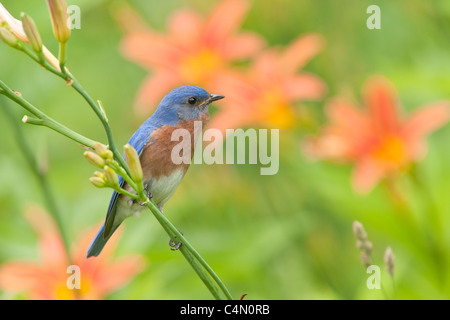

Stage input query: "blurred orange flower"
[
  {"left": 116, "top": 0, "right": 264, "bottom": 114},
  {"left": 0, "top": 205, "right": 145, "bottom": 300},
  {"left": 209, "top": 33, "right": 326, "bottom": 133},
  {"left": 303, "top": 76, "right": 450, "bottom": 193}
]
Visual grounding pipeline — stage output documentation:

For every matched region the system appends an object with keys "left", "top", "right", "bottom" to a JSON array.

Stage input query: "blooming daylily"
[
  {"left": 0, "top": 205, "right": 145, "bottom": 300},
  {"left": 303, "top": 76, "right": 450, "bottom": 193},
  {"left": 0, "top": 3, "right": 61, "bottom": 71},
  {"left": 116, "top": 0, "right": 265, "bottom": 114},
  {"left": 208, "top": 33, "right": 326, "bottom": 133}
]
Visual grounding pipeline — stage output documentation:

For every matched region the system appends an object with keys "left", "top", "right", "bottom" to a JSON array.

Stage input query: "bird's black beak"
[{"left": 207, "top": 94, "right": 225, "bottom": 103}]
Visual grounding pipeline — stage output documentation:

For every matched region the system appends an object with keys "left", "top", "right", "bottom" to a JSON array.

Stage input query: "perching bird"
[{"left": 87, "top": 86, "right": 224, "bottom": 258}]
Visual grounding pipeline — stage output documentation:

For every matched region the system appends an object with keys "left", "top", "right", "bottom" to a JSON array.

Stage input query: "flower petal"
[
  {"left": 208, "top": 108, "right": 251, "bottom": 136},
  {"left": 352, "top": 158, "right": 384, "bottom": 194},
  {"left": 0, "top": 262, "right": 43, "bottom": 292},
  {"left": 120, "top": 32, "right": 182, "bottom": 71},
  {"left": 92, "top": 255, "right": 145, "bottom": 296},
  {"left": 402, "top": 101, "right": 450, "bottom": 159},
  {"left": 281, "top": 73, "right": 326, "bottom": 101},
  {"left": 363, "top": 76, "right": 400, "bottom": 134},
  {"left": 134, "top": 72, "right": 180, "bottom": 116},
  {"left": 280, "top": 33, "right": 325, "bottom": 72},
  {"left": 220, "top": 31, "right": 265, "bottom": 60},
  {"left": 168, "top": 9, "right": 203, "bottom": 48},
  {"left": 302, "top": 133, "right": 352, "bottom": 161},
  {"left": 204, "top": 0, "right": 250, "bottom": 45},
  {"left": 0, "top": 3, "right": 27, "bottom": 42},
  {"left": 403, "top": 101, "right": 450, "bottom": 139},
  {"left": 251, "top": 50, "right": 280, "bottom": 80},
  {"left": 325, "top": 97, "right": 368, "bottom": 130},
  {"left": 24, "top": 205, "right": 68, "bottom": 270}
]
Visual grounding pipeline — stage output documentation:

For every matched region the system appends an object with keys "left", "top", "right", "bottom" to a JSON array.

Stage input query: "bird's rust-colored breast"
[{"left": 140, "top": 114, "right": 209, "bottom": 180}]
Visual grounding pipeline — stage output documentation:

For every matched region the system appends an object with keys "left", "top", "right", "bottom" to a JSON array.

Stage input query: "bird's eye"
[{"left": 188, "top": 97, "right": 197, "bottom": 105}]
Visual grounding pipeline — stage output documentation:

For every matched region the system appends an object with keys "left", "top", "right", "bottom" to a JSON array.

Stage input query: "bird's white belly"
[
  {"left": 146, "top": 168, "right": 186, "bottom": 207},
  {"left": 116, "top": 168, "right": 186, "bottom": 222}
]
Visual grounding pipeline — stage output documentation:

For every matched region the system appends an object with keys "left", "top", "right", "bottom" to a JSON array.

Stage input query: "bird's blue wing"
[{"left": 102, "top": 120, "right": 160, "bottom": 238}]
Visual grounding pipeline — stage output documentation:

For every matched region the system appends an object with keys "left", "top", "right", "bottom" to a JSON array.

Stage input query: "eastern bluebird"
[{"left": 87, "top": 86, "right": 224, "bottom": 258}]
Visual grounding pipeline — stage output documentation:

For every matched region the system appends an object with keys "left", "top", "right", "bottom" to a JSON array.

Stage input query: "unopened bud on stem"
[
  {"left": 89, "top": 177, "right": 106, "bottom": 188},
  {"left": 46, "top": 0, "right": 70, "bottom": 43},
  {"left": 0, "top": 26, "right": 19, "bottom": 48},
  {"left": 94, "top": 142, "right": 113, "bottom": 160},
  {"left": 124, "top": 144, "right": 143, "bottom": 183},
  {"left": 103, "top": 165, "right": 119, "bottom": 188},
  {"left": 20, "top": 13, "right": 42, "bottom": 53},
  {"left": 84, "top": 151, "right": 106, "bottom": 169}
]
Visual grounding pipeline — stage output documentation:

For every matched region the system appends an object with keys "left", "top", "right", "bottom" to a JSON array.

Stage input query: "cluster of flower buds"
[
  {"left": 0, "top": 0, "right": 71, "bottom": 68},
  {"left": 85, "top": 142, "right": 144, "bottom": 195},
  {"left": 84, "top": 143, "right": 118, "bottom": 189}
]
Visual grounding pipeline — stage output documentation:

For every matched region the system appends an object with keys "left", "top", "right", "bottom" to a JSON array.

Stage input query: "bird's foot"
[
  {"left": 144, "top": 184, "right": 153, "bottom": 199},
  {"left": 138, "top": 184, "right": 152, "bottom": 206},
  {"left": 169, "top": 231, "right": 183, "bottom": 250}
]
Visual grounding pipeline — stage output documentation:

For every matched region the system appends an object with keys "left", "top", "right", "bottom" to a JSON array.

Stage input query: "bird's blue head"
[{"left": 152, "top": 86, "right": 225, "bottom": 125}]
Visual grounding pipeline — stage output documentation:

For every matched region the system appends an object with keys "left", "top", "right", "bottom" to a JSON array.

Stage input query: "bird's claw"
[
  {"left": 144, "top": 183, "right": 153, "bottom": 199},
  {"left": 138, "top": 184, "right": 153, "bottom": 206},
  {"left": 169, "top": 231, "right": 183, "bottom": 250}
]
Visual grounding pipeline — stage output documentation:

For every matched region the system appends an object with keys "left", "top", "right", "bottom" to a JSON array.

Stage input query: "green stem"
[
  {"left": 21, "top": 43, "right": 130, "bottom": 176},
  {"left": 68, "top": 79, "right": 130, "bottom": 176},
  {"left": 1, "top": 103, "right": 72, "bottom": 263},
  {"left": 111, "top": 165, "right": 232, "bottom": 300},
  {"left": 0, "top": 81, "right": 96, "bottom": 148},
  {"left": 144, "top": 200, "right": 233, "bottom": 300},
  {"left": 59, "top": 41, "right": 67, "bottom": 69}
]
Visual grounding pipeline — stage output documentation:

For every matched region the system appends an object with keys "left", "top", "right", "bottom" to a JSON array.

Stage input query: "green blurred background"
[{"left": 1, "top": 0, "right": 450, "bottom": 299}]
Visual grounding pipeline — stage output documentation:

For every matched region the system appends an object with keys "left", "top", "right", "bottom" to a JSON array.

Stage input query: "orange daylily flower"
[
  {"left": 0, "top": 3, "right": 62, "bottom": 71},
  {"left": 208, "top": 33, "right": 326, "bottom": 133},
  {"left": 303, "top": 76, "right": 450, "bottom": 193},
  {"left": 116, "top": 0, "right": 265, "bottom": 114},
  {"left": 0, "top": 205, "right": 145, "bottom": 300}
]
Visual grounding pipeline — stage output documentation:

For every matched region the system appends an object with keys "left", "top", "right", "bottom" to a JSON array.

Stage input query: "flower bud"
[
  {"left": 20, "top": 13, "right": 42, "bottom": 53},
  {"left": 94, "top": 142, "right": 114, "bottom": 160},
  {"left": 46, "top": 0, "right": 70, "bottom": 43},
  {"left": 89, "top": 177, "right": 106, "bottom": 188},
  {"left": 94, "top": 171, "right": 104, "bottom": 178},
  {"left": 124, "top": 144, "right": 143, "bottom": 183},
  {"left": 0, "top": 26, "right": 19, "bottom": 48},
  {"left": 103, "top": 166, "right": 119, "bottom": 188},
  {"left": 84, "top": 151, "right": 105, "bottom": 169}
]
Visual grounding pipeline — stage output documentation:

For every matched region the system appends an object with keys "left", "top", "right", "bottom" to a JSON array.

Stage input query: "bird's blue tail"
[{"left": 86, "top": 224, "right": 118, "bottom": 258}]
